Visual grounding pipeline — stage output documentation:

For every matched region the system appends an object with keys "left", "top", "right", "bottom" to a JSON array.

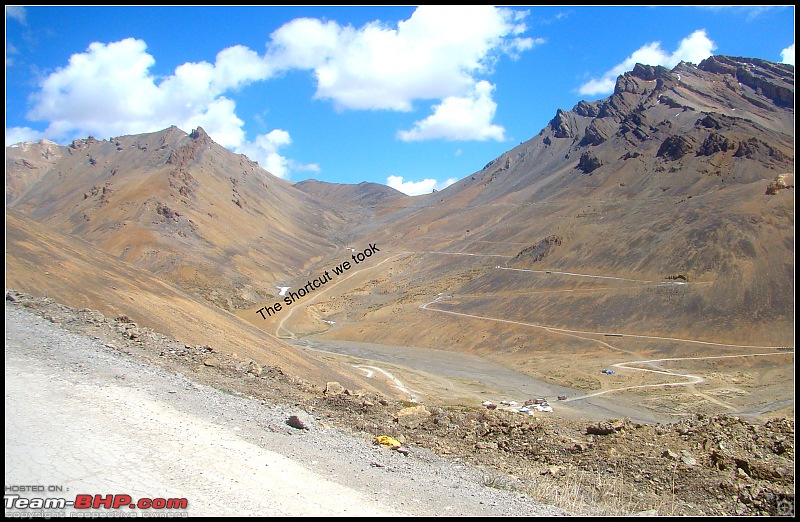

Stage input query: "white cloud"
[
  {"left": 575, "top": 78, "right": 617, "bottom": 97},
  {"left": 233, "top": 129, "right": 293, "bottom": 179},
  {"left": 269, "top": 6, "right": 536, "bottom": 113},
  {"left": 230, "top": 129, "right": 318, "bottom": 179},
  {"left": 578, "top": 29, "right": 717, "bottom": 97},
  {"left": 781, "top": 43, "right": 794, "bottom": 65},
  {"left": 540, "top": 11, "right": 571, "bottom": 25},
  {"left": 291, "top": 161, "right": 321, "bottom": 173},
  {"left": 386, "top": 175, "right": 457, "bottom": 196},
  {"left": 210, "top": 45, "right": 275, "bottom": 92},
  {"left": 267, "top": 6, "right": 538, "bottom": 139},
  {"left": 5, "top": 126, "right": 43, "bottom": 146},
  {"left": 22, "top": 37, "right": 305, "bottom": 179},
  {"left": 5, "top": 6, "right": 26, "bottom": 25},
  {"left": 693, "top": 6, "right": 784, "bottom": 21},
  {"left": 397, "top": 80, "right": 506, "bottom": 142},
  {"left": 15, "top": 6, "right": 539, "bottom": 173}
]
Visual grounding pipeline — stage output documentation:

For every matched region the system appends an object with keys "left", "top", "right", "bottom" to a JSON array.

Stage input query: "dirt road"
[{"left": 4, "top": 303, "right": 570, "bottom": 517}]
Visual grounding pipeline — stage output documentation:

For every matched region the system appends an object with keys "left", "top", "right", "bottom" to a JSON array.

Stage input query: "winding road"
[
  {"left": 275, "top": 247, "right": 793, "bottom": 415},
  {"left": 420, "top": 264, "right": 794, "bottom": 411}
]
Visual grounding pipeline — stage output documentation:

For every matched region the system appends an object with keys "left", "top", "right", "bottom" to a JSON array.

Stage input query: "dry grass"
[
  {"left": 517, "top": 464, "right": 683, "bottom": 516},
  {"left": 476, "top": 458, "right": 680, "bottom": 516}
]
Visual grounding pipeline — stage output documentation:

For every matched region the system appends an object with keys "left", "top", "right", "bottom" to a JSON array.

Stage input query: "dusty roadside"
[
  {"left": 5, "top": 295, "right": 570, "bottom": 517},
  {"left": 5, "top": 290, "right": 795, "bottom": 516}
]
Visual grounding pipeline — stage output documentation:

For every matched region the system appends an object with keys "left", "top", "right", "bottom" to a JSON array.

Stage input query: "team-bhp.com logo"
[{"left": 5, "top": 493, "right": 188, "bottom": 516}]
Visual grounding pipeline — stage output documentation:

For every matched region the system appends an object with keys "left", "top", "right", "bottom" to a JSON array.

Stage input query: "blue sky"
[{"left": 5, "top": 5, "right": 795, "bottom": 195}]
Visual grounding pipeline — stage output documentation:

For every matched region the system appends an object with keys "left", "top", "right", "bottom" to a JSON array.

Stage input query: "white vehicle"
[{"left": 534, "top": 404, "right": 553, "bottom": 413}]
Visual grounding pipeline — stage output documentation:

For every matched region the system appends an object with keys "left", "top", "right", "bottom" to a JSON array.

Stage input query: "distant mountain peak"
[{"left": 697, "top": 55, "right": 794, "bottom": 108}]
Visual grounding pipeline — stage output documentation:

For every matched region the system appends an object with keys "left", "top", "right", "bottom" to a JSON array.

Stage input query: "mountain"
[
  {"left": 294, "top": 179, "right": 408, "bottom": 209},
  {"left": 6, "top": 55, "right": 794, "bottom": 411},
  {"left": 6, "top": 125, "right": 359, "bottom": 311},
  {"left": 4, "top": 210, "right": 385, "bottom": 393},
  {"left": 278, "top": 56, "right": 794, "bottom": 379}
]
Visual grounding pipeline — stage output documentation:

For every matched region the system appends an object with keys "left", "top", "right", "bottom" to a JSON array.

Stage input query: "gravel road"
[{"left": 5, "top": 303, "right": 571, "bottom": 517}]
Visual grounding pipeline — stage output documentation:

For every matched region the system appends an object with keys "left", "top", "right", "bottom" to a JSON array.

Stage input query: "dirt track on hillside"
[
  {"left": 4, "top": 299, "right": 570, "bottom": 517},
  {"left": 5, "top": 291, "right": 795, "bottom": 516}
]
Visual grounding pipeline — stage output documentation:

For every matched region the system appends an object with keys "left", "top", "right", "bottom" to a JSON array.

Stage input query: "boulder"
[
  {"left": 286, "top": 412, "right": 315, "bottom": 430},
  {"left": 697, "top": 133, "right": 735, "bottom": 156},
  {"left": 657, "top": 135, "right": 695, "bottom": 161},
  {"left": 577, "top": 152, "right": 602, "bottom": 174},
  {"left": 324, "top": 381, "right": 345, "bottom": 395},
  {"left": 203, "top": 357, "right": 221, "bottom": 367}
]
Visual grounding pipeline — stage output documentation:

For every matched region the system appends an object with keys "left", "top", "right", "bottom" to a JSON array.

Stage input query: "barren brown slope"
[
  {"left": 294, "top": 179, "right": 408, "bottom": 209},
  {"left": 5, "top": 126, "right": 354, "bottom": 312},
  {"left": 5, "top": 210, "right": 392, "bottom": 395},
  {"left": 313, "top": 57, "right": 794, "bottom": 336},
  {"left": 274, "top": 58, "right": 793, "bottom": 412}
]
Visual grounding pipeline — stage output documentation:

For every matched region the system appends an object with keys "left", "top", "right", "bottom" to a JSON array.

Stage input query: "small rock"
[
  {"left": 396, "top": 405, "right": 430, "bottom": 418},
  {"left": 286, "top": 413, "right": 314, "bottom": 430},
  {"left": 324, "top": 381, "right": 345, "bottom": 395},
  {"left": 662, "top": 449, "right": 680, "bottom": 460},
  {"left": 395, "top": 405, "right": 431, "bottom": 428},
  {"left": 587, "top": 422, "right": 618, "bottom": 435},
  {"left": 203, "top": 357, "right": 221, "bottom": 367},
  {"left": 395, "top": 447, "right": 410, "bottom": 456},
  {"left": 680, "top": 450, "right": 698, "bottom": 467}
]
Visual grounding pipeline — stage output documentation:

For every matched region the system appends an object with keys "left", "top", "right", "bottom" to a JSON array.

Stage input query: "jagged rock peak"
[
  {"left": 698, "top": 55, "right": 794, "bottom": 77},
  {"left": 548, "top": 109, "right": 577, "bottom": 139},
  {"left": 630, "top": 63, "right": 672, "bottom": 81},
  {"left": 573, "top": 100, "right": 600, "bottom": 118},
  {"left": 698, "top": 55, "right": 794, "bottom": 107},
  {"left": 614, "top": 64, "right": 672, "bottom": 95},
  {"left": 189, "top": 127, "right": 211, "bottom": 141}
]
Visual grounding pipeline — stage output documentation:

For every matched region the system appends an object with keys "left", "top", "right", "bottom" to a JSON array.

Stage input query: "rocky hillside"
[
  {"left": 294, "top": 179, "right": 408, "bottom": 209},
  {"left": 6, "top": 126, "right": 353, "bottom": 311},
  {"left": 301, "top": 55, "right": 794, "bottom": 350},
  {"left": 5, "top": 55, "right": 794, "bottom": 422},
  {"left": 6, "top": 290, "right": 794, "bottom": 517}
]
